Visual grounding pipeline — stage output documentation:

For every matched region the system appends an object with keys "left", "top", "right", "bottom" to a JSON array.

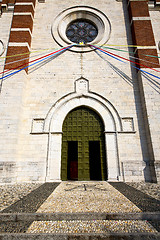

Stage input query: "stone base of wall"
[
  {"left": 120, "top": 161, "right": 153, "bottom": 182},
  {"left": 155, "top": 161, "right": 160, "bottom": 182},
  {"left": 0, "top": 162, "right": 17, "bottom": 184},
  {"left": 1, "top": 160, "right": 157, "bottom": 184}
]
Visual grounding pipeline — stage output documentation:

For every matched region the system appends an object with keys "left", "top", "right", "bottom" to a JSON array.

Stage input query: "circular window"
[
  {"left": 52, "top": 6, "right": 111, "bottom": 52},
  {"left": 66, "top": 19, "right": 98, "bottom": 44}
]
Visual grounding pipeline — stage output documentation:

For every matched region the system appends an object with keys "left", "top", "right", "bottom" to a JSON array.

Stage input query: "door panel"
[
  {"left": 61, "top": 107, "right": 107, "bottom": 181},
  {"left": 89, "top": 141, "right": 102, "bottom": 180},
  {"left": 68, "top": 141, "right": 78, "bottom": 180}
]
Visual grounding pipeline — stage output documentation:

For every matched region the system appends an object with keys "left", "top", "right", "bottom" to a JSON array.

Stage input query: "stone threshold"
[
  {"left": 0, "top": 212, "right": 160, "bottom": 222},
  {"left": 0, "top": 232, "right": 159, "bottom": 240}
]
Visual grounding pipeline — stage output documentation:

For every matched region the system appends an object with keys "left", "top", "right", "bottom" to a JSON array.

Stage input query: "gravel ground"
[
  {"left": 0, "top": 181, "right": 159, "bottom": 233},
  {"left": 27, "top": 182, "right": 156, "bottom": 234},
  {"left": 27, "top": 220, "right": 157, "bottom": 234},
  {"left": 0, "top": 183, "right": 42, "bottom": 212},
  {"left": 0, "top": 183, "right": 60, "bottom": 213},
  {"left": 126, "top": 182, "right": 160, "bottom": 201},
  {"left": 0, "top": 182, "right": 159, "bottom": 213},
  {"left": 109, "top": 182, "right": 160, "bottom": 232},
  {"left": 36, "top": 182, "right": 141, "bottom": 213}
]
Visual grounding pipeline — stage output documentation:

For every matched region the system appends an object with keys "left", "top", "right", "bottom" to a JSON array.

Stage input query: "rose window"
[{"left": 66, "top": 20, "right": 98, "bottom": 44}]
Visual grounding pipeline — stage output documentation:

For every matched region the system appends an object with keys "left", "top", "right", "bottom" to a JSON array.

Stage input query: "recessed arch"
[
  {"left": 44, "top": 92, "right": 122, "bottom": 133},
  {"left": 45, "top": 91, "right": 122, "bottom": 182}
]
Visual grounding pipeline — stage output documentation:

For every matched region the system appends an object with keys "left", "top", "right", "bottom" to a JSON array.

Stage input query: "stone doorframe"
[{"left": 44, "top": 78, "right": 123, "bottom": 182}]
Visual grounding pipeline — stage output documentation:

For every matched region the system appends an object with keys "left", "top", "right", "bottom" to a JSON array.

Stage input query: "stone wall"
[{"left": 0, "top": 0, "right": 159, "bottom": 183}]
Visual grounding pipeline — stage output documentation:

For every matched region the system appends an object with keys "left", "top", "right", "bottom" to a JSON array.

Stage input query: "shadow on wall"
[{"left": 121, "top": 0, "right": 159, "bottom": 183}]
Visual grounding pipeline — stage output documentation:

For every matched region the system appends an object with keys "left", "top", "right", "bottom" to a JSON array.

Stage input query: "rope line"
[
  {"left": 1, "top": 43, "right": 159, "bottom": 81},
  {"left": 95, "top": 45, "right": 160, "bottom": 67},
  {"left": 0, "top": 47, "right": 63, "bottom": 60},
  {"left": 0, "top": 51, "right": 48, "bottom": 67},
  {"left": 0, "top": 45, "right": 73, "bottom": 80},
  {"left": 99, "top": 45, "right": 160, "bottom": 59},
  {"left": 0, "top": 45, "right": 73, "bottom": 76},
  {"left": 1, "top": 45, "right": 158, "bottom": 69},
  {"left": 1, "top": 44, "right": 159, "bottom": 71},
  {"left": 91, "top": 45, "right": 160, "bottom": 80},
  {"left": 1, "top": 44, "right": 159, "bottom": 60},
  {"left": 90, "top": 45, "right": 160, "bottom": 73},
  {"left": 103, "top": 44, "right": 160, "bottom": 49}
]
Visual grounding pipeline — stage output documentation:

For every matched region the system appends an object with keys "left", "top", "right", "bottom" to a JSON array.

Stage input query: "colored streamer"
[
  {"left": 0, "top": 45, "right": 73, "bottom": 80},
  {"left": 91, "top": 45, "right": 160, "bottom": 80},
  {"left": 0, "top": 45, "right": 73, "bottom": 76},
  {"left": 90, "top": 45, "right": 160, "bottom": 73},
  {"left": 98, "top": 45, "right": 160, "bottom": 60}
]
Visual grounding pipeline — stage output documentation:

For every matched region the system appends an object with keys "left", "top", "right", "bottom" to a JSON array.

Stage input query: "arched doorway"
[{"left": 61, "top": 106, "right": 107, "bottom": 181}]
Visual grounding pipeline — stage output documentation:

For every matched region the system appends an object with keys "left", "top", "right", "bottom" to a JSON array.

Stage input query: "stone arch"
[
  {"left": 45, "top": 88, "right": 122, "bottom": 182},
  {"left": 44, "top": 92, "right": 122, "bottom": 133}
]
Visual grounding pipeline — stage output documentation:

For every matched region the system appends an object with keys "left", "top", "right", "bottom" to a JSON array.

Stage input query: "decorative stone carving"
[{"left": 75, "top": 78, "right": 88, "bottom": 93}]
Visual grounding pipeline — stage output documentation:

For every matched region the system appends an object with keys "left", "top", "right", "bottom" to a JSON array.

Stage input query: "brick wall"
[{"left": 5, "top": 0, "right": 36, "bottom": 72}]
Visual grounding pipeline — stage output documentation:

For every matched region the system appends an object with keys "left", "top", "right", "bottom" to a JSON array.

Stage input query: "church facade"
[{"left": 0, "top": 0, "right": 160, "bottom": 183}]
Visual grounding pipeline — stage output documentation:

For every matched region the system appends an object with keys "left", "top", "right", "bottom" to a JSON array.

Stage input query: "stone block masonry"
[{"left": 0, "top": 0, "right": 159, "bottom": 183}]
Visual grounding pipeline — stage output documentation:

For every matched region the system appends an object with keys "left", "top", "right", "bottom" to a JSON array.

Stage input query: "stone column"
[
  {"left": 105, "top": 132, "right": 119, "bottom": 181},
  {"left": 46, "top": 133, "right": 62, "bottom": 182}
]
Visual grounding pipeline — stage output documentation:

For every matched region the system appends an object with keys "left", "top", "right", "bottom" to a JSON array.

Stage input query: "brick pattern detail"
[
  {"left": 16, "top": 0, "right": 36, "bottom": 7},
  {"left": 131, "top": 20, "right": 156, "bottom": 46},
  {"left": 14, "top": 5, "right": 34, "bottom": 16},
  {"left": 127, "top": 1, "right": 159, "bottom": 68},
  {"left": 135, "top": 49, "right": 160, "bottom": 68},
  {"left": 5, "top": 46, "right": 29, "bottom": 71},
  {"left": 126, "top": 0, "right": 148, "bottom": 2},
  {"left": 10, "top": 31, "right": 31, "bottom": 45},
  {"left": 2, "top": 0, "right": 15, "bottom": 4},
  {"left": 5, "top": 0, "right": 36, "bottom": 72},
  {"left": 128, "top": 2, "right": 149, "bottom": 21},
  {"left": 12, "top": 15, "right": 33, "bottom": 31},
  {"left": 1, "top": 0, "right": 15, "bottom": 13}
]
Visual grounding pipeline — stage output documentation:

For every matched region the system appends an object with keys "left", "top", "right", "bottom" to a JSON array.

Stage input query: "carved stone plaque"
[
  {"left": 122, "top": 118, "right": 134, "bottom": 132},
  {"left": 32, "top": 119, "right": 44, "bottom": 133},
  {"left": 75, "top": 78, "right": 88, "bottom": 93}
]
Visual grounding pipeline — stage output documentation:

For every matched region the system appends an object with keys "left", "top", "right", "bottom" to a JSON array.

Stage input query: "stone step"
[
  {"left": 0, "top": 212, "right": 160, "bottom": 222},
  {"left": 0, "top": 232, "right": 160, "bottom": 240}
]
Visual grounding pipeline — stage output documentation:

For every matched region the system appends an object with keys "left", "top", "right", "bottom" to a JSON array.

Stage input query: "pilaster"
[
  {"left": 127, "top": 0, "right": 160, "bottom": 182},
  {"left": 4, "top": 0, "right": 36, "bottom": 72}
]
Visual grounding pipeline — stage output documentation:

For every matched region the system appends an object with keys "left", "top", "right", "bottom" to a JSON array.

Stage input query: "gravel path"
[
  {"left": 27, "top": 182, "right": 157, "bottom": 234},
  {"left": 27, "top": 220, "right": 157, "bottom": 234},
  {"left": 36, "top": 182, "right": 141, "bottom": 213},
  {"left": 109, "top": 182, "right": 160, "bottom": 232},
  {"left": 0, "top": 181, "right": 159, "bottom": 234},
  {"left": 0, "top": 183, "right": 60, "bottom": 213},
  {"left": 0, "top": 182, "right": 159, "bottom": 213}
]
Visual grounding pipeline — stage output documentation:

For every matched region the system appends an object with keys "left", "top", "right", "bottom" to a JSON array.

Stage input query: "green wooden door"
[{"left": 61, "top": 107, "right": 107, "bottom": 180}]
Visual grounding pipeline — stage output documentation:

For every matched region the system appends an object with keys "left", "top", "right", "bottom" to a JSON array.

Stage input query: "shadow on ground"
[
  {"left": 0, "top": 183, "right": 60, "bottom": 233},
  {"left": 109, "top": 182, "right": 160, "bottom": 232}
]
